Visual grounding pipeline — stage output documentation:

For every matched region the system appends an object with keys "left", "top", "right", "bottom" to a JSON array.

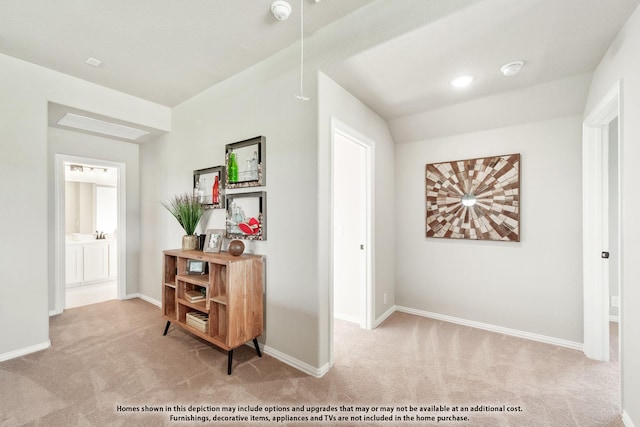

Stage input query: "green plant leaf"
[{"left": 162, "top": 194, "right": 204, "bottom": 235}]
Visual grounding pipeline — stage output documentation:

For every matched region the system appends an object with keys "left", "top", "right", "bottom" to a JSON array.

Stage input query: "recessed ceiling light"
[
  {"left": 500, "top": 61, "right": 524, "bottom": 76},
  {"left": 449, "top": 75, "right": 474, "bottom": 88},
  {"left": 57, "top": 113, "right": 150, "bottom": 141},
  {"left": 86, "top": 57, "right": 102, "bottom": 68}
]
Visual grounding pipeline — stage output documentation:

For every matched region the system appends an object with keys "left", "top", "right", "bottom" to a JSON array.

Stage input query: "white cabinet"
[
  {"left": 83, "top": 242, "right": 109, "bottom": 282},
  {"left": 65, "top": 240, "right": 117, "bottom": 286},
  {"left": 65, "top": 243, "right": 83, "bottom": 285}
]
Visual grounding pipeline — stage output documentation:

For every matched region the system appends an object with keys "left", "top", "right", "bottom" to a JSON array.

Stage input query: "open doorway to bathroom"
[
  {"left": 53, "top": 153, "right": 126, "bottom": 313},
  {"left": 63, "top": 161, "right": 119, "bottom": 308}
]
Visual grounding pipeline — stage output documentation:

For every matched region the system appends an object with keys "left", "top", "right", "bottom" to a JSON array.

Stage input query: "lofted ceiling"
[
  {"left": 326, "top": 0, "right": 640, "bottom": 120},
  {"left": 0, "top": 0, "right": 372, "bottom": 107},
  {"left": 1, "top": 0, "right": 639, "bottom": 123}
]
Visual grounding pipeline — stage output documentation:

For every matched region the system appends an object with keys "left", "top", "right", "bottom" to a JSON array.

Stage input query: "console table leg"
[
  {"left": 163, "top": 321, "right": 171, "bottom": 336},
  {"left": 253, "top": 338, "right": 262, "bottom": 357},
  {"left": 227, "top": 350, "right": 234, "bottom": 375}
]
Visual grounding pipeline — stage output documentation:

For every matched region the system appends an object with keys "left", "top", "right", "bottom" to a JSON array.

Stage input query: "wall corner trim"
[
  {"left": 127, "top": 294, "right": 161, "bottom": 308},
  {"left": 623, "top": 411, "right": 638, "bottom": 427},
  {"left": 0, "top": 340, "right": 51, "bottom": 363},
  {"left": 375, "top": 305, "right": 397, "bottom": 328},
  {"left": 395, "top": 306, "right": 583, "bottom": 351},
  {"left": 248, "top": 342, "right": 329, "bottom": 378}
]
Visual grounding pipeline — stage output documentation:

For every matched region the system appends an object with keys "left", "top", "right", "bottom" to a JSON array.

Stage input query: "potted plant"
[{"left": 163, "top": 194, "right": 204, "bottom": 250}]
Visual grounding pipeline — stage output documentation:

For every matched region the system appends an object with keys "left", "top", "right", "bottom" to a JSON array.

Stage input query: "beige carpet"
[{"left": 0, "top": 299, "right": 621, "bottom": 426}]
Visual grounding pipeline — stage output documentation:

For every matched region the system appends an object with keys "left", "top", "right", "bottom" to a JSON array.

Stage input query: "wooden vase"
[{"left": 182, "top": 235, "right": 198, "bottom": 251}]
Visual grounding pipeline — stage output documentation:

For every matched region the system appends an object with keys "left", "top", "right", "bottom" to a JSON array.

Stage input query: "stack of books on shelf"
[
  {"left": 185, "top": 290, "right": 205, "bottom": 303},
  {"left": 186, "top": 312, "right": 209, "bottom": 333}
]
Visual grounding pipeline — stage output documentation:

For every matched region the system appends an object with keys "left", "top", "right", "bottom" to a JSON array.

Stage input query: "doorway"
[
  {"left": 582, "top": 81, "right": 621, "bottom": 363},
  {"left": 330, "top": 119, "right": 374, "bottom": 364},
  {"left": 54, "top": 155, "right": 126, "bottom": 314}
]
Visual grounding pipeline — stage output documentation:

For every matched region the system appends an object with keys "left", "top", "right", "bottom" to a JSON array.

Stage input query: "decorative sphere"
[{"left": 228, "top": 240, "right": 245, "bottom": 256}]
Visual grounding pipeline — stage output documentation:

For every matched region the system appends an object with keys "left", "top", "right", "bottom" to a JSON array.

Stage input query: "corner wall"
[
  {"left": 0, "top": 52, "right": 170, "bottom": 359},
  {"left": 394, "top": 116, "right": 584, "bottom": 343},
  {"left": 584, "top": 5, "right": 640, "bottom": 425},
  {"left": 317, "top": 72, "right": 396, "bottom": 362}
]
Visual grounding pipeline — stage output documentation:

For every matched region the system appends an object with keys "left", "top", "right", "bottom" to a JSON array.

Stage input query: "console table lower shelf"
[{"left": 162, "top": 320, "right": 262, "bottom": 375}]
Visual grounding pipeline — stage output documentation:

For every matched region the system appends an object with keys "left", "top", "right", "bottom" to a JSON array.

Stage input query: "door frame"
[
  {"left": 53, "top": 154, "right": 127, "bottom": 314},
  {"left": 329, "top": 118, "right": 374, "bottom": 364},
  {"left": 582, "top": 81, "right": 621, "bottom": 362}
]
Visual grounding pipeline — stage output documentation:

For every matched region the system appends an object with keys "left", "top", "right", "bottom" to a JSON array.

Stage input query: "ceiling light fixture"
[
  {"left": 86, "top": 57, "right": 102, "bottom": 68},
  {"left": 500, "top": 61, "right": 524, "bottom": 76},
  {"left": 271, "top": 1, "right": 292, "bottom": 20},
  {"left": 57, "top": 113, "right": 150, "bottom": 141},
  {"left": 449, "top": 75, "right": 474, "bottom": 88}
]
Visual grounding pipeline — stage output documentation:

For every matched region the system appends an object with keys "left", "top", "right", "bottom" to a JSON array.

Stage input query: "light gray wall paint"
[
  {"left": 318, "top": 73, "right": 397, "bottom": 350},
  {"left": 584, "top": 6, "right": 640, "bottom": 424},
  {"left": 139, "top": 46, "right": 322, "bottom": 366},
  {"left": 137, "top": 0, "right": 461, "bottom": 370},
  {"left": 47, "top": 127, "right": 141, "bottom": 310},
  {"left": 395, "top": 116, "right": 584, "bottom": 342},
  {"left": 0, "top": 52, "right": 169, "bottom": 358}
]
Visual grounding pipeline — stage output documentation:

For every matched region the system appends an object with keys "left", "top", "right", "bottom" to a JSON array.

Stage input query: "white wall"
[
  {"left": 47, "top": 127, "right": 141, "bottom": 310},
  {"left": 395, "top": 116, "right": 584, "bottom": 343},
  {"left": 137, "top": 0, "right": 454, "bottom": 371},
  {"left": 0, "top": 52, "right": 169, "bottom": 359},
  {"left": 584, "top": 6, "right": 640, "bottom": 424},
  {"left": 318, "top": 73, "right": 397, "bottom": 366},
  {"left": 138, "top": 46, "right": 323, "bottom": 368}
]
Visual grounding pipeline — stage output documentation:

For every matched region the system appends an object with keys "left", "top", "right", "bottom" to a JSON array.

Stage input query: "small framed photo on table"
[
  {"left": 203, "top": 229, "right": 224, "bottom": 253},
  {"left": 186, "top": 259, "right": 207, "bottom": 275}
]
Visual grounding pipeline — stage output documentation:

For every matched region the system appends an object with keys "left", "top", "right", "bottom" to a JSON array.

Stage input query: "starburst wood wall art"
[{"left": 425, "top": 154, "right": 520, "bottom": 241}]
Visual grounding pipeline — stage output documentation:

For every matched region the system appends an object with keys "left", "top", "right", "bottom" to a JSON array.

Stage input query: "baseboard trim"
[
  {"left": 374, "top": 305, "right": 396, "bottom": 328},
  {"left": 333, "top": 312, "right": 360, "bottom": 324},
  {"left": 395, "top": 305, "right": 583, "bottom": 351},
  {"left": 0, "top": 340, "right": 51, "bottom": 362},
  {"left": 623, "top": 411, "right": 637, "bottom": 427},
  {"left": 127, "top": 293, "right": 161, "bottom": 308},
  {"left": 609, "top": 315, "right": 620, "bottom": 323},
  {"left": 49, "top": 308, "right": 63, "bottom": 317},
  {"left": 255, "top": 343, "right": 330, "bottom": 378}
]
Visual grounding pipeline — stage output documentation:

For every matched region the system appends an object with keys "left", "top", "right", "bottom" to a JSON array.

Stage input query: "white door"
[{"left": 333, "top": 131, "right": 368, "bottom": 326}]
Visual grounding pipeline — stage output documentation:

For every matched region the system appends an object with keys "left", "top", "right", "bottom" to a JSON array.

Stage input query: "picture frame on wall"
[
  {"left": 225, "top": 136, "right": 266, "bottom": 189},
  {"left": 193, "top": 166, "right": 225, "bottom": 209},
  {"left": 225, "top": 191, "right": 266, "bottom": 241},
  {"left": 203, "top": 228, "right": 224, "bottom": 253}
]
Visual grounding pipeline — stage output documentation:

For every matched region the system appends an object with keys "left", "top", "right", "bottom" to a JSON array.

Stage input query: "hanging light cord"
[{"left": 295, "top": 0, "right": 309, "bottom": 101}]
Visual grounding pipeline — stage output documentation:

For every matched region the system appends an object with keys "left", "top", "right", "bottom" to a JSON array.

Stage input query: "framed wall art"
[
  {"left": 425, "top": 153, "right": 520, "bottom": 242},
  {"left": 193, "top": 166, "right": 225, "bottom": 209},
  {"left": 225, "top": 191, "right": 266, "bottom": 241},
  {"left": 225, "top": 136, "right": 265, "bottom": 189}
]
